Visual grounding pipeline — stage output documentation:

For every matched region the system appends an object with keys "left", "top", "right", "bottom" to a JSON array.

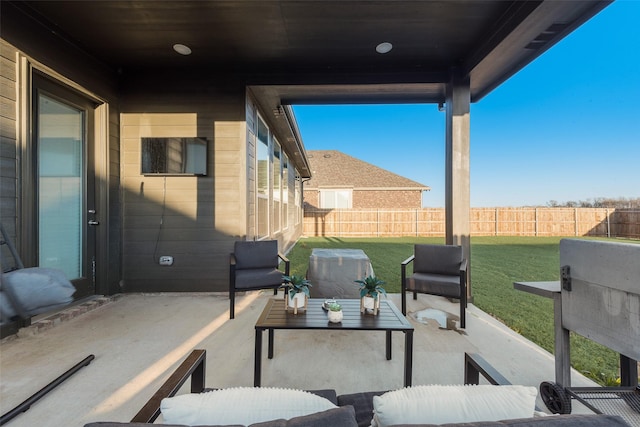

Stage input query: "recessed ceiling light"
[
  {"left": 173, "top": 44, "right": 192, "bottom": 55},
  {"left": 376, "top": 42, "right": 393, "bottom": 54}
]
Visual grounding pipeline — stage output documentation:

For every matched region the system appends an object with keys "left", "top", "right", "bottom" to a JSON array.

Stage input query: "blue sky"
[{"left": 293, "top": 1, "right": 639, "bottom": 208}]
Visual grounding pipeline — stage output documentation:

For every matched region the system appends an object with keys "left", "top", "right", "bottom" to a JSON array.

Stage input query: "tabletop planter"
[
  {"left": 326, "top": 302, "right": 343, "bottom": 323},
  {"left": 356, "top": 275, "right": 386, "bottom": 315},
  {"left": 282, "top": 275, "right": 311, "bottom": 314}
]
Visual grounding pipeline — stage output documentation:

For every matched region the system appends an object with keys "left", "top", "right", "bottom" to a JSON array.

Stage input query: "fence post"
[
  {"left": 574, "top": 208, "right": 578, "bottom": 236},
  {"left": 535, "top": 208, "right": 538, "bottom": 237},
  {"left": 495, "top": 208, "right": 498, "bottom": 236},
  {"left": 606, "top": 208, "right": 611, "bottom": 238}
]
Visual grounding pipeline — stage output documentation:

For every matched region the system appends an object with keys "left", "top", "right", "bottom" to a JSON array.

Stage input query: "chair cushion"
[
  {"left": 337, "top": 391, "right": 387, "bottom": 427},
  {"left": 83, "top": 423, "right": 197, "bottom": 427},
  {"left": 234, "top": 240, "right": 278, "bottom": 270},
  {"left": 84, "top": 404, "right": 356, "bottom": 427},
  {"left": 386, "top": 414, "right": 631, "bottom": 426},
  {"left": 306, "top": 389, "right": 339, "bottom": 405},
  {"left": 413, "top": 245, "right": 462, "bottom": 275},
  {"left": 235, "top": 268, "right": 283, "bottom": 290},
  {"left": 406, "top": 273, "right": 461, "bottom": 298},
  {"left": 251, "top": 406, "right": 358, "bottom": 427}
]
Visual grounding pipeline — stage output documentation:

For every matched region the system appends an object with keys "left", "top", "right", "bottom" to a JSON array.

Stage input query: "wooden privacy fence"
[{"left": 303, "top": 208, "right": 640, "bottom": 238}]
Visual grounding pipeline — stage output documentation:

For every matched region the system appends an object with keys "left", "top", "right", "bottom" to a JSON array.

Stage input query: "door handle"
[{"left": 88, "top": 220, "right": 100, "bottom": 226}]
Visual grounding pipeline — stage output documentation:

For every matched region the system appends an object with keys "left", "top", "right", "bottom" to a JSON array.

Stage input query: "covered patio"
[
  {"left": 0, "top": 0, "right": 613, "bottom": 305},
  {"left": 0, "top": 292, "right": 598, "bottom": 426},
  {"left": 0, "top": 1, "right": 619, "bottom": 425}
]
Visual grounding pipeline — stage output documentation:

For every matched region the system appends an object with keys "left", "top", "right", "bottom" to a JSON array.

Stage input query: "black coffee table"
[{"left": 254, "top": 298, "right": 414, "bottom": 387}]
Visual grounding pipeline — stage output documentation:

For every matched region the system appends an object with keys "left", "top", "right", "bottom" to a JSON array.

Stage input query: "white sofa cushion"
[
  {"left": 371, "top": 384, "right": 538, "bottom": 427},
  {"left": 161, "top": 387, "right": 337, "bottom": 426}
]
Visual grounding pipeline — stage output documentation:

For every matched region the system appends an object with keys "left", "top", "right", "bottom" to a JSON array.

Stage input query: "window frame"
[{"left": 256, "top": 113, "right": 271, "bottom": 239}]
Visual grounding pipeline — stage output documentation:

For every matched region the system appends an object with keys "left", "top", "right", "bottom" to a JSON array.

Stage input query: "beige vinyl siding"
[
  {"left": 215, "top": 121, "right": 247, "bottom": 236},
  {"left": 0, "top": 33, "right": 306, "bottom": 295},
  {"left": 121, "top": 98, "right": 247, "bottom": 292},
  {"left": 115, "top": 78, "right": 304, "bottom": 292},
  {"left": 0, "top": 41, "right": 17, "bottom": 244},
  {"left": 2, "top": 10, "right": 308, "bottom": 296},
  {"left": 107, "top": 108, "right": 122, "bottom": 293}
]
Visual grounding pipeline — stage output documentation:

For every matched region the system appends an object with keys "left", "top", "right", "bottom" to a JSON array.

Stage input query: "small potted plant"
[
  {"left": 326, "top": 301, "right": 343, "bottom": 323},
  {"left": 282, "top": 275, "right": 311, "bottom": 314},
  {"left": 355, "top": 275, "right": 386, "bottom": 315}
]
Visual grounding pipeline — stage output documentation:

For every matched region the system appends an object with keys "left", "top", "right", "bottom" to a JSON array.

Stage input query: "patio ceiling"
[{"left": 3, "top": 0, "right": 611, "bottom": 104}]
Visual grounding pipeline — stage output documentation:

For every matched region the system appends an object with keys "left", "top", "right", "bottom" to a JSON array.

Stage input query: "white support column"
[{"left": 445, "top": 69, "right": 471, "bottom": 298}]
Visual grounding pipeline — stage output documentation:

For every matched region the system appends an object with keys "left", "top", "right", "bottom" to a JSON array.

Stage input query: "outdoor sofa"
[{"left": 84, "top": 350, "right": 630, "bottom": 427}]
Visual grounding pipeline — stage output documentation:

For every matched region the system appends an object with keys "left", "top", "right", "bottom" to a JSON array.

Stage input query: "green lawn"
[{"left": 287, "top": 236, "right": 635, "bottom": 385}]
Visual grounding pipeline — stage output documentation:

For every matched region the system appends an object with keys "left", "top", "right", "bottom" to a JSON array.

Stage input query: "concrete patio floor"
[{"left": 0, "top": 292, "right": 598, "bottom": 427}]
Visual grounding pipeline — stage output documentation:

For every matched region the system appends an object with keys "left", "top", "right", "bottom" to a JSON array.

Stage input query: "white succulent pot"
[
  {"left": 288, "top": 292, "right": 306, "bottom": 309},
  {"left": 327, "top": 310, "right": 343, "bottom": 323}
]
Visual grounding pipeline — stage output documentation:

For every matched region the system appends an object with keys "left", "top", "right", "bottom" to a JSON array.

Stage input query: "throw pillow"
[
  {"left": 161, "top": 387, "right": 337, "bottom": 426},
  {"left": 2, "top": 267, "right": 75, "bottom": 318},
  {"left": 370, "top": 385, "right": 538, "bottom": 427}
]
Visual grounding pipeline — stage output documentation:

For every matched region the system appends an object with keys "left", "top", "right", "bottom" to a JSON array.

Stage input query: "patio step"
[{"left": 1, "top": 295, "right": 119, "bottom": 343}]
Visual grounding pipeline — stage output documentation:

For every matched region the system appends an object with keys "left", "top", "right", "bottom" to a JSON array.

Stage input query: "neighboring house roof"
[{"left": 305, "top": 150, "right": 430, "bottom": 191}]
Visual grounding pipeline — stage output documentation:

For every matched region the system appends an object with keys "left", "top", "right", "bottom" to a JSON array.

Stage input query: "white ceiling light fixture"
[
  {"left": 376, "top": 42, "right": 393, "bottom": 54},
  {"left": 173, "top": 43, "right": 192, "bottom": 55}
]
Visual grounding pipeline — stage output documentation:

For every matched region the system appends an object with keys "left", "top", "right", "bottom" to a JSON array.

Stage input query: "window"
[
  {"left": 38, "top": 94, "right": 83, "bottom": 279},
  {"left": 295, "top": 173, "right": 301, "bottom": 224},
  {"left": 31, "top": 71, "right": 100, "bottom": 299},
  {"left": 273, "top": 139, "right": 281, "bottom": 232},
  {"left": 282, "top": 154, "right": 289, "bottom": 229},
  {"left": 320, "top": 189, "right": 352, "bottom": 208},
  {"left": 256, "top": 115, "right": 270, "bottom": 238}
]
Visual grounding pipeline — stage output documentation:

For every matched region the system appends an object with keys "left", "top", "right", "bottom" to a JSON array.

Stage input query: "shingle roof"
[{"left": 305, "top": 150, "right": 430, "bottom": 190}]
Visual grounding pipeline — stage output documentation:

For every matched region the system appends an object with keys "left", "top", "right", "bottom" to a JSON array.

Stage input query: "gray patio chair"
[
  {"left": 401, "top": 244, "right": 468, "bottom": 328},
  {"left": 229, "top": 240, "right": 289, "bottom": 319}
]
